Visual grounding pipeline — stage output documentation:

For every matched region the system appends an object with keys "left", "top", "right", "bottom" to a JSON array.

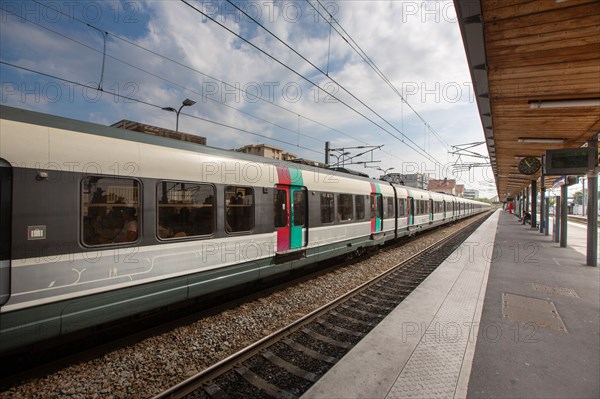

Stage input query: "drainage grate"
[
  {"left": 502, "top": 293, "right": 568, "bottom": 333},
  {"left": 531, "top": 283, "right": 580, "bottom": 298}
]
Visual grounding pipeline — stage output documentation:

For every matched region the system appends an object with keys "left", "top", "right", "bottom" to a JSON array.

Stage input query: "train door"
[
  {"left": 443, "top": 200, "right": 447, "bottom": 220},
  {"left": 408, "top": 197, "right": 414, "bottom": 225},
  {"left": 370, "top": 193, "right": 383, "bottom": 233},
  {"left": 429, "top": 199, "right": 434, "bottom": 222},
  {"left": 274, "top": 185, "right": 307, "bottom": 252},
  {"left": 0, "top": 159, "right": 11, "bottom": 306}
]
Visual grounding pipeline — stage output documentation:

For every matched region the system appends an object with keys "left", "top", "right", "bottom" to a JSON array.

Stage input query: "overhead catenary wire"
[
  {"left": 219, "top": 0, "right": 441, "bottom": 167},
  {"left": 7, "top": 1, "right": 406, "bottom": 165},
  {"left": 0, "top": 61, "right": 323, "bottom": 156},
  {"left": 5, "top": 2, "right": 323, "bottom": 146},
  {"left": 307, "top": 0, "right": 451, "bottom": 150},
  {"left": 18, "top": 0, "right": 379, "bottom": 153}
]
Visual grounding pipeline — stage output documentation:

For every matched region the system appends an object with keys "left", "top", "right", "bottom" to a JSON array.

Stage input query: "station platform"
[{"left": 302, "top": 210, "right": 600, "bottom": 399}]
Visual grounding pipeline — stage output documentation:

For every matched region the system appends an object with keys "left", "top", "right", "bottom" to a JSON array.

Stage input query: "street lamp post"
[{"left": 162, "top": 98, "right": 196, "bottom": 132}]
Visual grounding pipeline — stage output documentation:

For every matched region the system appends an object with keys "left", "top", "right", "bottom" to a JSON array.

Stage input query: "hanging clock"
[{"left": 518, "top": 156, "right": 541, "bottom": 175}]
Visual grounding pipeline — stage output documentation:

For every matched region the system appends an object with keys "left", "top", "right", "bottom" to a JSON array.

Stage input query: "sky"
[{"left": 0, "top": 0, "right": 497, "bottom": 198}]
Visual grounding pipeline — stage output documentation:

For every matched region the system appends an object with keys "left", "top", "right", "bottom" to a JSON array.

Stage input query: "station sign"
[{"left": 544, "top": 147, "right": 598, "bottom": 176}]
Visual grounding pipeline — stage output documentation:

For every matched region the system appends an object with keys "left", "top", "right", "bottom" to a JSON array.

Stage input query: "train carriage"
[{"left": 0, "top": 106, "right": 489, "bottom": 353}]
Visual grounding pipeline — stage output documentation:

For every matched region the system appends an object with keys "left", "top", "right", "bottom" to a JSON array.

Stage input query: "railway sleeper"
[
  {"left": 316, "top": 319, "right": 365, "bottom": 337},
  {"left": 329, "top": 311, "right": 377, "bottom": 328},
  {"left": 261, "top": 351, "right": 319, "bottom": 383},
  {"left": 283, "top": 339, "right": 338, "bottom": 364},
  {"left": 348, "top": 297, "right": 393, "bottom": 312},
  {"left": 364, "top": 289, "right": 403, "bottom": 301},
  {"left": 236, "top": 366, "right": 296, "bottom": 399},
  {"left": 204, "top": 383, "right": 228, "bottom": 399},
  {"left": 357, "top": 292, "right": 399, "bottom": 306},
  {"left": 339, "top": 304, "right": 387, "bottom": 319},
  {"left": 301, "top": 328, "right": 352, "bottom": 349}
]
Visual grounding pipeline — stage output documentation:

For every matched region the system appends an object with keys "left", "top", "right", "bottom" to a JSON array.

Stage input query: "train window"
[
  {"left": 398, "top": 198, "right": 405, "bottom": 217},
  {"left": 382, "top": 197, "right": 388, "bottom": 218},
  {"left": 157, "top": 182, "right": 214, "bottom": 239},
  {"left": 226, "top": 186, "right": 254, "bottom": 233},
  {"left": 320, "top": 192, "right": 334, "bottom": 224},
  {"left": 355, "top": 195, "right": 365, "bottom": 220},
  {"left": 338, "top": 194, "right": 353, "bottom": 221},
  {"left": 274, "top": 189, "right": 287, "bottom": 228},
  {"left": 388, "top": 197, "right": 394, "bottom": 218},
  {"left": 293, "top": 190, "right": 306, "bottom": 227},
  {"left": 82, "top": 177, "right": 140, "bottom": 246}
]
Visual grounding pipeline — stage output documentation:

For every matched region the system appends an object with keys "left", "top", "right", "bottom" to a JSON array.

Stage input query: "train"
[{"left": 0, "top": 105, "right": 489, "bottom": 353}]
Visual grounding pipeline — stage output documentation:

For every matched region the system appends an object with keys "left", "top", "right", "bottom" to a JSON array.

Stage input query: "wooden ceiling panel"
[
  {"left": 484, "top": 2, "right": 599, "bottom": 31},
  {"left": 484, "top": 0, "right": 592, "bottom": 21},
  {"left": 488, "top": 33, "right": 600, "bottom": 56},
  {"left": 487, "top": 43, "right": 599, "bottom": 69},
  {"left": 490, "top": 79, "right": 600, "bottom": 100},
  {"left": 486, "top": 15, "right": 599, "bottom": 42},
  {"left": 478, "top": 0, "right": 600, "bottom": 200},
  {"left": 489, "top": 60, "right": 600, "bottom": 82}
]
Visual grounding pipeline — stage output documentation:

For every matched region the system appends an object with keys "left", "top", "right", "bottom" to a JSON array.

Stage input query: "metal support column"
[
  {"left": 554, "top": 195, "right": 560, "bottom": 243},
  {"left": 544, "top": 194, "right": 550, "bottom": 236},
  {"left": 587, "top": 171, "right": 598, "bottom": 266},
  {"left": 520, "top": 192, "right": 524, "bottom": 219},
  {"left": 525, "top": 187, "right": 530, "bottom": 217},
  {"left": 531, "top": 179, "right": 537, "bottom": 229},
  {"left": 540, "top": 159, "right": 545, "bottom": 233},
  {"left": 560, "top": 184, "right": 568, "bottom": 248},
  {"left": 587, "top": 135, "right": 598, "bottom": 266}
]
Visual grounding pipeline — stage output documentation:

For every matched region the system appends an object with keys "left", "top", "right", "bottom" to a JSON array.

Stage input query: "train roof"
[{"left": 0, "top": 105, "right": 383, "bottom": 185}]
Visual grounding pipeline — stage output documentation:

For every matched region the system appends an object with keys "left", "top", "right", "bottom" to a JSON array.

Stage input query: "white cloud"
[{"left": 0, "top": 0, "right": 494, "bottom": 195}]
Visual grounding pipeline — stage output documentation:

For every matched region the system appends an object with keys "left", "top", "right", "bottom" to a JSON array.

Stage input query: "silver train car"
[{"left": 0, "top": 106, "right": 490, "bottom": 353}]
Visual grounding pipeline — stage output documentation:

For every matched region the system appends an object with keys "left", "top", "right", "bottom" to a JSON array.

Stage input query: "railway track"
[{"left": 155, "top": 213, "right": 491, "bottom": 399}]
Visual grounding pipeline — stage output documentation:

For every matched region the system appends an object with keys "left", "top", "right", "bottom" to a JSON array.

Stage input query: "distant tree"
[
  {"left": 573, "top": 191, "right": 584, "bottom": 205},
  {"left": 475, "top": 198, "right": 492, "bottom": 204}
]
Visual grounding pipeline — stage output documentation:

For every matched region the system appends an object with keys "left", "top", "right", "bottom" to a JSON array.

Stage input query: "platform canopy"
[{"left": 454, "top": 0, "right": 600, "bottom": 201}]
